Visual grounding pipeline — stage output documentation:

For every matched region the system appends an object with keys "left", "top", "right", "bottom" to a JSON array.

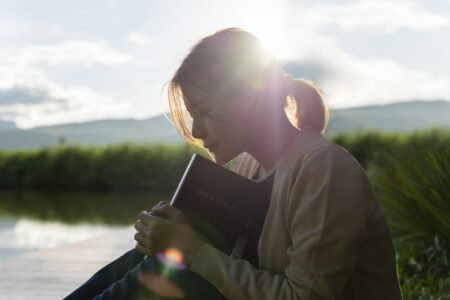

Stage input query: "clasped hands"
[{"left": 134, "top": 201, "right": 205, "bottom": 266}]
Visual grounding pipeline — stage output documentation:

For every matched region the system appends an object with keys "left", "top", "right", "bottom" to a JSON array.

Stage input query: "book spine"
[{"left": 169, "top": 154, "right": 197, "bottom": 206}]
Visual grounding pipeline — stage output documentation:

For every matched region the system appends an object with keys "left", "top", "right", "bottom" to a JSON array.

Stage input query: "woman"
[{"left": 66, "top": 28, "right": 402, "bottom": 299}]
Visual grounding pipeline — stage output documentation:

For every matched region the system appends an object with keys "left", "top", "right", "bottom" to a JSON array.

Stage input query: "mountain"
[
  {"left": 0, "top": 121, "right": 16, "bottom": 131},
  {"left": 0, "top": 115, "right": 184, "bottom": 149},
  {"left": 0, "top": 100, "right": 449, "bottom": 149},
  {"left": 326, "top": 100, "right": 450, "bottom": 135}
]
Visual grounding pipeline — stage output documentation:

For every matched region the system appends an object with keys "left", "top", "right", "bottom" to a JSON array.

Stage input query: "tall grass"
[
  {"left": 369, "top": 144, "right": 450, "bottom": 299},
  {"left": 332, "top": 128, "right": 450, "bottom": 168},
  {"left": 0, "top": 143, "right": 197, "bottom": 192},
  {"left": 370, "top": 146, "right": 450, "bottom": 238},
  {"left": 0, "top": 129, "right": 449, "bottom": 192}
]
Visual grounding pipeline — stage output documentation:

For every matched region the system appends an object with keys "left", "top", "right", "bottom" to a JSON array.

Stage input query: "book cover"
[{"left": 170, "top": 154, "right": 273, "bottom": 255}]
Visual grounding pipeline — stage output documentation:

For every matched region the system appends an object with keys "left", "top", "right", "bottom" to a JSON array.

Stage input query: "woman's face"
[{"left": 185, "top": 94, "right": 255, "bottom": 165}]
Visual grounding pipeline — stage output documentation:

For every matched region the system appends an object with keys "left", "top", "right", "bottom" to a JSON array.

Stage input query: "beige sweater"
[{"left": 190, "top": 129, "right": 402, "bottom": 300}]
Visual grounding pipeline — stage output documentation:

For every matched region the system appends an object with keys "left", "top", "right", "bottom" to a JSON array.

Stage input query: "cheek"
[
  {"left": 206, "top": 121, "right": 245, "bottom": 148},
  {"left": 223, "top": 126, "right": 248, "bottom": 153}
]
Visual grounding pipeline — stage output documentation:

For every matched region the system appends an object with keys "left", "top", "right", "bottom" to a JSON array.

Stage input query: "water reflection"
[
  {"left": 0, "top": 190, "right": 170, "bottom": 225},
  {"left": 0, "top": 190, "right": 170, "bottom": 259},
  {"left": 0, "top": 217, "right": 126, "bottom": 259}
]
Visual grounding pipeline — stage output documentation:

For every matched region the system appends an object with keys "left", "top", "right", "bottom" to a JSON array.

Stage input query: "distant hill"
[
  {"left": 0, "top": 121, "right": 16, "bottom": 131},
  {"left": 0, "top": 115, "right": 184, "bottom": 149},
  {"left": 326, "top": 100, "right": 450, "bottom": 135},
  {"left": 0, "top": 100, "right": 449, "bottom": 149}
]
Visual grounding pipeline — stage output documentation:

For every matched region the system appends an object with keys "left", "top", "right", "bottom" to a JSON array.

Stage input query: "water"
[
  {"left": 0, "top": 190, "right": 169, "bottom": 259},
  {"left": 0, "top": 217, "right": 126, "bottom": 259}
]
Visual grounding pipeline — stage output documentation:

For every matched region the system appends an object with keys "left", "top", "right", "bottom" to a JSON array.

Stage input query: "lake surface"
[
  {"left": 0, "top": 190, "right": 169, "bottom": 259},
  {"left": 0, "top": 217, "right": 127, "bottom": 259}
]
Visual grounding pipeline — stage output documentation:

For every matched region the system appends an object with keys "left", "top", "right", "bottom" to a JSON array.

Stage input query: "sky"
[{"left": 0, "top": 0, "right": 449, "bottom": 129}]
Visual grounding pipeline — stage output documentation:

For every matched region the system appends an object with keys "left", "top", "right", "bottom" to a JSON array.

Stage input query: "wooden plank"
[{"left": 0, "top": 227, "right": 136, "bottom": 300}]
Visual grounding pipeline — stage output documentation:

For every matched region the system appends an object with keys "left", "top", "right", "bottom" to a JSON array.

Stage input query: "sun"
[{"left": 246, "top": 25, "right": 290, "bottom": 61}]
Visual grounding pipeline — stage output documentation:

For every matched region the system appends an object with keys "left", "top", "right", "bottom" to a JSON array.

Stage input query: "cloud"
[
  {"left": 0, "top": 86, "right": 55, "bottom": 106},
  {"left": 0, "top": 41, "right": 135, "bottom": 67},
  {"left": 0, "top": 63, "right": 131, "bottom": 128},
  {"left": 127, "top": 32, "right": 152, "bottom": 46},
  {"left": 0, "top": 16, "right": 30, "bottom": 37},
  {"left": 324, "top": 55, "right": 450, "bottom": 107},
  {"left": 299, "top": 0, "right": 450, "bottom": 32},
  {"left": 0, "top": 81, "right": 131, "bottom": 129},
  {"left": 282, "top": 60, "right": 334, "bottom": 83},
  {"left": 0, "top": 41, "right": 136, "bottom": 128},
  {"left": 274, "top": 25, "right": 450, "bottom": 107}
]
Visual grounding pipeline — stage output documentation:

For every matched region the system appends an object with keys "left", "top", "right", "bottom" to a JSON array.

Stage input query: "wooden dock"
[{"left": 0, "top": 227, "right": 135, "bottom": 300}]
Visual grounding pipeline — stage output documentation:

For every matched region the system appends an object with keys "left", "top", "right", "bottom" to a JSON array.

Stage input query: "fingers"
[
  {"left": 151, "top": 203, "right": 181, "bottom": 219},
  {"left": 138, "top": 211, "right": 164, "bottom": 225},
  {"left": 134, "top": 231, "right": 160, "bottom": 256},
  {"left": 135, "top": 243, "right": 150, "bottom": 255},
  {"left": 134, "top": 232, "right": 151, "bottom": 248},
  {"left": 134, "top": 220, "right": 149, "bottom": 233},
  {"left": 149, "top": 201, "right": 170, "bottom": 216},
  {"left": 153, "top": 201, "right": 170, "bottom": 210},
  {"left": 134, "top": 204, "right": 193, "bottom": 257},
  {"left": 134, "top": 223, "right": 161, "bottom": 239},
  {"left": 134, "top": 216, "right": 165, "bottom": 255}
]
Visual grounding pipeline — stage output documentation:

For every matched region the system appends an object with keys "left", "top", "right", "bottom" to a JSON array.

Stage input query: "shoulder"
[
  {"left": 285, "top": 136, "right": 371, "bottom": 229},
  {"left": 284, "top": 130, "right": 373, "bottom": 200},
  {"left": 304, "top": 144, "right": 362, "bottom": 175},
  {"left": 283, "top": 129, "right": 361, "bottom": 178},
  {"left": 287, "top": 132, "right": 374, "bottom": 210},
  {"left": 295, "top": 141, "right": 368, "bottom": 193}
]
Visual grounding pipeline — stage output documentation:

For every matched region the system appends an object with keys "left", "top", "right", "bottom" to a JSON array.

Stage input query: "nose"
[{"left": 191, "top": 117, "right": 207, "bottom": 139}]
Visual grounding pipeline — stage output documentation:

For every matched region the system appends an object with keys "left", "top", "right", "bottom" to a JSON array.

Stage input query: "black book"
[{"left": 170, "top": 154, "right": 274, "bottom": 255}]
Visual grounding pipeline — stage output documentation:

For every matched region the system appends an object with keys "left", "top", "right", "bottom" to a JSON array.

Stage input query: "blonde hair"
[{"left": 167, "top": 28, "right": 329, "bottom": 148}]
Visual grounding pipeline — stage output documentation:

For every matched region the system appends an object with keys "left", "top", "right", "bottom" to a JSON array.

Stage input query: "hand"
[{"left": 134, "top": 201, "right": 206, "bottom": 266}]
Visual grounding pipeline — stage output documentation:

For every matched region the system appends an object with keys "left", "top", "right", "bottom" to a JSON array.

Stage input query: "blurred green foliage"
[
  {"left": 370, "top": 146, "right": 450, "bottom": 239},
  {"left": 332, "top": 128, "right": 450, "bottom": 168},
  {"left": 1, "top": 129, "right": 448, "bottom": 192},
  {"left": 0, "top": 143, "right": 201, "bottom": 192},
  {"left": 366, "top": 133, "right": 450, "bottom": 299},
  {"left": 395, "top": 236, "right": 449, "bottom": 299}
]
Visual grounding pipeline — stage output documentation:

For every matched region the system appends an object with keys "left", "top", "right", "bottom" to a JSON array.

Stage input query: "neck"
[{"left": 245, "top": 110, "right": 300, "bottom": 173}]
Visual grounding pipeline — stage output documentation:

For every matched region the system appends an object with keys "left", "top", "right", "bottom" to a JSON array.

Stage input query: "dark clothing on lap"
[{"left": 65, "top": 249, "right": 227, "bottom": 299}]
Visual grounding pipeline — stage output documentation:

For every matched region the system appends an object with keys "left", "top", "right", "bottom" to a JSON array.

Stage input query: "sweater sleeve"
[{"left": 189, "top": 146, "right": 369, "bottom": 300}]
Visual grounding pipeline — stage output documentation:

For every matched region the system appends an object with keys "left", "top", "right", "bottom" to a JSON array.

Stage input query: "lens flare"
[
  {"left": 138, "top": 271, "right": 185, "bottom": 299},
  {"left": 165, "top": 248, "right": 184, "bottom": 265},
  {"left": 138, "top": 248, "right": 188, "bottom": 298},
  {"left": 156, "top": 247, "right": 187, "bottom": 270}
]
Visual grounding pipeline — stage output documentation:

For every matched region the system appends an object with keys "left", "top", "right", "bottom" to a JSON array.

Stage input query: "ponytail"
[{"left": 283, "top": 75, "right": 329, "bottom": 134}]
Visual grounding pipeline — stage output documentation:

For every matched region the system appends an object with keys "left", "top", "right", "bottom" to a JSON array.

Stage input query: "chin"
[
  {"left": 210, "top": 154, "right": 229, "bottom": 166},
  {"left": 209, "top": 149, "right": 238, "bottom": 166}
]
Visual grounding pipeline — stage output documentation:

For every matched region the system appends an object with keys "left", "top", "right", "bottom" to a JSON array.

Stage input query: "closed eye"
[
  {"left": 186, "top": 100, "right": 229, "bottom": 122},
  {"left": 194, "top": 106, "right": 227, "bottom": 122}
]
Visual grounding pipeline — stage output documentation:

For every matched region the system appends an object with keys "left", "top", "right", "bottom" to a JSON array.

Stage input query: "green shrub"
[
  {"left": 396, "top": 236, "right": 450, "bottom": 299},
  {"left": 332, "top": 129, "right": 450, "bottom": 168},
  {"left": 369, "top": 144, "right": 450, "bottom": 299},
  {"left": 0, "top": 143, "right": 199, "bottom": 192},
  {"left": 369, "top": 146, "right": 450, "bottom": 238}
]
